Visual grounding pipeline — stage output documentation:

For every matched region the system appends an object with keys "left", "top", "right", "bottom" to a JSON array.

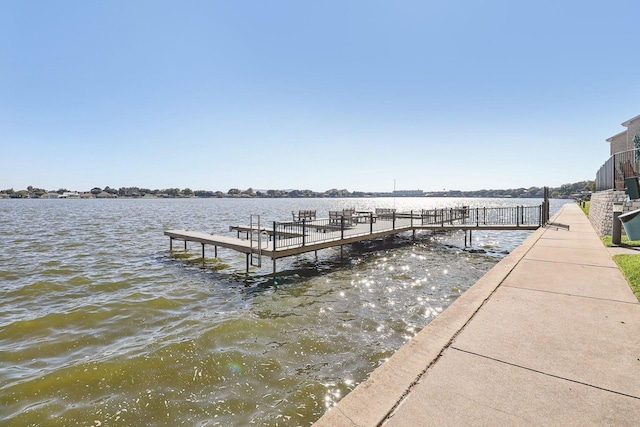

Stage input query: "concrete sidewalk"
[{"left": 314, "top": 203, "right": 640, "bottom": 426}]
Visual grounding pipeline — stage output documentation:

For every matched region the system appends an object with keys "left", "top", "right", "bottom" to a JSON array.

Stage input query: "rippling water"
[{"left": 0, "top": 197, "right": 564, "bottom": 426}]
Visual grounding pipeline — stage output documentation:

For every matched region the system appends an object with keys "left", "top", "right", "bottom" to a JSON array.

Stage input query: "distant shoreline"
[
  {"left": 0, "top": 181, "right": 593, "bottom": 200},
  {"left": 0, "top": 193, "right": 578, "bottom": 200}
]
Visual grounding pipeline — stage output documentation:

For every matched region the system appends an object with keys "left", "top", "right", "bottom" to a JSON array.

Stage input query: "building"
[
  {"left": 41, "top": 192, "right": 61, "bottom": 199},
  {"left": 592, "top": 113, "right": 640, "bottom": 236},
  {"left": 606, "top": 114, "right": 640, "bottom": 155},
  {"left": 392, "top": 190, "right": 425, "bottom": 197}
]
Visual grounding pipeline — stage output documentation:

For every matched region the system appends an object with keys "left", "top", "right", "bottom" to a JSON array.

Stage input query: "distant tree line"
[
  {"left": 424, "top": 181, "right": 595, "bottom": 199},
  {"left": 1, "top": 181, "right": 595, "bottom": 199}
]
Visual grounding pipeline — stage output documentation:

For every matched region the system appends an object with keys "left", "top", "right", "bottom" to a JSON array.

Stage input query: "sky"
[{"left": 2, "top": 0, "right": 639, "bottom": 193}]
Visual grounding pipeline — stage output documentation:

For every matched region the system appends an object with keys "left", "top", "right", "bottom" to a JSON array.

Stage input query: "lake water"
[{"left": 0, "top": 197, "right": 565, "bottom": 426}]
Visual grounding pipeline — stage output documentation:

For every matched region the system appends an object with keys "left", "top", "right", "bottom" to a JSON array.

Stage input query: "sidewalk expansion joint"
[
  {"left": 450, "top": 347, "right": 640, "bottom": 401},
  {"left": 524, "top": 257, "right": 620, "bottom": 269},
  {"left": 502, "top": 284, "right": 640, "bottom": 305}
]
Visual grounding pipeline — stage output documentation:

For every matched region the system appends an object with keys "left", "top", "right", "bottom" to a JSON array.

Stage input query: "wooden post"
[
  {"left": 246, "top": 253, "right": 250, "bottom": 273},
  {"left": 273, "top": 258, "right": 277, "bottom": 275},
  {"left": 201, "top": 243, "right": 205, "bottom": 259},
  {"left": 184, "top": 240, "right": 187, "bottom": 250},
  {"left": 169, "top": 237, "right": 173, "bottom": 251},
  {"left": 214, "top": 246, "right": 218, "bottom": 258}
]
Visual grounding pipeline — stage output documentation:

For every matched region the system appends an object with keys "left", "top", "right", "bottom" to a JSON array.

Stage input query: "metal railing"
[
  {"left": 595, "top": 148, "right": 640, "bottom": 191},
  {"left": 458, "top": 206, "right": 544, "bottom": 227},
  {"left": 264, "top": 205, "right": 546, "bottom": 250}
]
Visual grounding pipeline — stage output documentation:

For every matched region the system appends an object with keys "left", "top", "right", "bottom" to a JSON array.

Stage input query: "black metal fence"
[
  {"left": 595, "top": 148, "right": 640, "bottom": 191},
  {"left": 458, "top": 206, "right": 544, "bottom": 227},
  {"left": 264, "top": 205, "right": 546, "bottom": 249}
]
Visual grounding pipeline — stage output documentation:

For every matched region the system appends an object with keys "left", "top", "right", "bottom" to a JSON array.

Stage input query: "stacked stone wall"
[
  {"left": 589, "top": 190, "right": 625, "bottom": 236},
  {"left": 589, "top": 190, "right": 640, "bottom": 236}
]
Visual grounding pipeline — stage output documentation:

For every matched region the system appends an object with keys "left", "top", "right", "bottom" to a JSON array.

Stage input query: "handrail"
[
  {"left": 269, "top": 205, "right": 544, "bottom": 249},
  {"left": 595, "top": 148, "right": 640, "bottom": 191}
]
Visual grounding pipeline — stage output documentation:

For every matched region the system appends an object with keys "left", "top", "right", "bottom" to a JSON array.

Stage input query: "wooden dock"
[{"left": 165, "top": 204, "right": 550, "bottom": 274}]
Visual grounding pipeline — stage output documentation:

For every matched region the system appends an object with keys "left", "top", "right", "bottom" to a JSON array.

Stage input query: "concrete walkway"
[{"left": 314, "top": 203, "right": 640, "bottom": 426}]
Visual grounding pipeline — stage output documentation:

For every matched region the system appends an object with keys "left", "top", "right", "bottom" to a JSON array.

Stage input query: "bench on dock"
[
  {"left": 329, "top": 209, "right": 356, "bottom": 227},
  {"left": 375, "top": 208, "right": 396, "bottom": 220},
  {"left": 292, "top": 210, "right": 316, "bottom": 222}
]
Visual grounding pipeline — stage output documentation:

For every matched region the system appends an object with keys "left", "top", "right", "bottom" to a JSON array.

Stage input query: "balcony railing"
[{"left": 596, "top": 148, "right": 640, "bottom": 191}]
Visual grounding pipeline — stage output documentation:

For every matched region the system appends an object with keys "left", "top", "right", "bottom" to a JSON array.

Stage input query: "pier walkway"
[{"left": 314, "top": 203, "right": 640, "bottom": 426}]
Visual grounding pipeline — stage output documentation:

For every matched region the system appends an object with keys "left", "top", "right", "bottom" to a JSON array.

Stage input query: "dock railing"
[
  {"left": 450, "top": 206, "right": 544, "bottom": 227},
  {"left": 269, "top": 205, "right": 545, "bottom": 250}
]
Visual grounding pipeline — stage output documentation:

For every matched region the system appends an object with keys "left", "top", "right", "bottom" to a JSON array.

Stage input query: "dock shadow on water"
[{"left": 0, "top": 197, "right": 563, "bottom": 426}]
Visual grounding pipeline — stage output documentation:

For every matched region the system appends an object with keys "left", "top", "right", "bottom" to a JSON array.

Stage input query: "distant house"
[
  {"left": 41, "top": 192, "right": 61, "bottom": 199},
  {"left": 96, "top": 191, "right": 117, "bottom": 198},
  {"left": 607, "top": 114, "right": 640, "bottom": 155}
]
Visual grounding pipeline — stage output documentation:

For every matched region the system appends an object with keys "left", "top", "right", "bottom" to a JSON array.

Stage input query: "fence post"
[
  {"left": 302, "top": 218, "right": 306, "bottom": 246},
  {"left": 273, "top": 221, "right": 277, "bottom": 250},
  {"left": 370, "top": 213, "right": 374, "bottom": 234},
  {"left": 544, "top": 187, "right": 550, "bottom": 224},
  {"left": 539, "top": 205, "right": 542, "bottom": 226},
  {"left": 613, "top": 202, "right": 623, "bottom": 245},
  {"left": 341, "top": 216, "right": 345, "bottom": 239},
  {"left": 612, "top": 153, "right": 617, "bottom": 191}
]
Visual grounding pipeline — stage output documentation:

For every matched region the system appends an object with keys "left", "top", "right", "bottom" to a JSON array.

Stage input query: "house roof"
[
  {"left": 606, "top": 129, "right": 627, "bottom": 143},
  {"left": 622, "top": 114, "right": 640, "bottom": 127}
]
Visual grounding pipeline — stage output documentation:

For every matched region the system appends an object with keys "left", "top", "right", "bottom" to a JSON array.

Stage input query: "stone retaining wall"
[{"left": 588, "top": 190, "right": 640, "bottom": 236}]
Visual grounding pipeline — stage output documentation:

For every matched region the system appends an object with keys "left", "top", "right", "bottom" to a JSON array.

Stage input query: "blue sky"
[{"left": 2, "top": 0, "right": 639, "bottom": 193}]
